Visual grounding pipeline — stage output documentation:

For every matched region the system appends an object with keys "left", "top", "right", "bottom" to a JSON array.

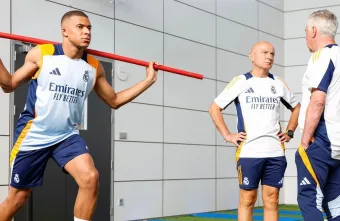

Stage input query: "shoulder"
[
  {"left": 267, "top": 73, "right": 290, "bottom": 88},
  {"left": 86, "top": 54, "right": 100, "bottom": 69},
  {"left": 311, "top": 46, "right": 334, "bottom": 65},
  {"left": 37, "top": 44, "right": 55, "bottom": 56}
]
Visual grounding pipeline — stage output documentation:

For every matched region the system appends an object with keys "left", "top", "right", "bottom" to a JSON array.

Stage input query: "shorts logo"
[
  {"left": 243, "top": 177, "right": 249, "bottom": 185},
  {"left": 83, "top": 71, "right": 89, "bottom": 82},
  {"left": 14, "top": 174, "right": 20, "bottom": 183},
  {"left": 278, "top": 178, "right": 283, "bottom": 184}
]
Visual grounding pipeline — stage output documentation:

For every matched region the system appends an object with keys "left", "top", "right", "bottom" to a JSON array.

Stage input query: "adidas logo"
[
  {"left": 50, "top": 68, "right": 61, "bottom": 76},
  {"left": 300, "top": 177, "right": 311, "bottom": 185},
  {"left": 245, "top": 87, "right": 254, "bottom": 93},
  {"left": 278, "top": 178, "right": 283, "bottom": 184}
]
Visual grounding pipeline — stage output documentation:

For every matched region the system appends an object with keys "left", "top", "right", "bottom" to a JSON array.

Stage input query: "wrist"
[{"left": 285, "top": 129, "right": 294, "bottom": 138}]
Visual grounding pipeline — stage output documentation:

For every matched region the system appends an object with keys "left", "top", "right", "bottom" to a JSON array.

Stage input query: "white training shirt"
[
  {"left": 299, "top": 44, "right": 340, "bottom": 159},
  {"left": 13, "top": 44, "right": 97, "bottom": 151},
  {"left": 215, "top": 72, "right": 299, "bottom": 159}
]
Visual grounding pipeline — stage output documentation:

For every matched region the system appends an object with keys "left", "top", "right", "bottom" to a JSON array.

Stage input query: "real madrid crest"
[
  {"left": 83, "top": 70, "right": 89, "bottom": 82},
  {"left": 271, "top": 85, "right": 276, "bottom": 94}
]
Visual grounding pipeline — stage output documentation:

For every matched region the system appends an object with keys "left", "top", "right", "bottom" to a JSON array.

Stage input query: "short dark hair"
[{"left": 61, "top": 10, "right": 88, "bottom": 24}]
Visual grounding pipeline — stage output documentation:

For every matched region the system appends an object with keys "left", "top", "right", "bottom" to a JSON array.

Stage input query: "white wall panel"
[
  {"left": 217, "top": 49, "right": 252, "bottom": 82},
  {"left": 284, "top": 66, "right": 306, "bottom": 93},
  {"left": 115, "top": 103, "right": 163, "bottom": 142},
  {"left": 164, "top": 34, "right": 216, "bottom": 79},
  {"left": 216, "top": 178, "right": 239, "bottom": 210},
  {"left": 283, "top": 177, "right": 298, "bottom": 204},
  {"left": 285, "top": 0, "right": 340, "bottom": 12},
  {"left": 115, "top": 0, "right": 163, "bottom": 31},
  {"left": 114, "top": 142, "right": 162, "bottom": 181},
  {"left": 217, "top": 0, "right": 258, "bottom": 29},
  {"left": 114, "top": 181, "right": 162, "bottom": 221},
  {"left": 177, "top": 0, "right": 216, "bottom": 13},
  {"left": 164, "top": 144, "right": 215, "bottom": 179},
  {"left": 164, "top": 0, "right": 216, "bottom": 46},
  {"left": 260, "top": 0, "right": 284, "bottom": 11},
  {"left": 217, "top": 17, "right": 258, "bottom": 56},
  {"left": 73, "top": 0, "right": 114, "bottom": 18},
  {"left": 164, "top": 107, "right": 215, "bottom": 145},
  {"left": 259, "top": 3, "right": 284, "bottom": 38},
  {"left": 285, "top": 39, "right": 311, "bottom": 66},
  {"left": 217, "top": 146, "right": 238, "bottom": 178},
  {"left": 114, "top": 21, "right": 163, "bottom": 105},
  {"left": 163, "top": 179, "right": 215, "bottom": 216},
  {"left": 164, "top": 75, "right": 216, "bottom": 111}
]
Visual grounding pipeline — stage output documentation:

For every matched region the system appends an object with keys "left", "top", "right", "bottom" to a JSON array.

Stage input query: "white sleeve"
[
  {"left": 277, "top": 77, "right": 299, "bottom": 110},
  {"left": 214, "top": 76, "right": 247, "bottom": 109},
  {"left": 307, "top": 49, "right": 335, "bottom": 93}
]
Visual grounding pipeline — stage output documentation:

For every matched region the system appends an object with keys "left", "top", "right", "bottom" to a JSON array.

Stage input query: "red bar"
[{"left": 0, "top": 32, "right": 204, "bottom": 80}]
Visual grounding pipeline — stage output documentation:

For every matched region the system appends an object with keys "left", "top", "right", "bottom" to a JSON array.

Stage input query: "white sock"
[{"left": 74, "top": 217, "right": 90, "bottom": 221}]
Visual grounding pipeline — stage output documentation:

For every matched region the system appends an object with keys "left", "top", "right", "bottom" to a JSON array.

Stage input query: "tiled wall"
[{"left": 112, "top": 0, "right": 284, "bottom": 220}]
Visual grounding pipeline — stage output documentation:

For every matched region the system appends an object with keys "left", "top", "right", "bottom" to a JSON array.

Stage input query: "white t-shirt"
[
  {"left": 215, "top": 72, "right": 299, "bottom": 158},
  {"left": 299, "top": 44, "right": 340, "bottom": 159}
]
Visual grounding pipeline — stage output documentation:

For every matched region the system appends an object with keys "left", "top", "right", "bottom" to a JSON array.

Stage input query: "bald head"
[
  {"left": 249, "top": 41, "right": 275, "bottom": 71},
  {"left": 250, "top": 41, "right": 275, "bottom": 54}
]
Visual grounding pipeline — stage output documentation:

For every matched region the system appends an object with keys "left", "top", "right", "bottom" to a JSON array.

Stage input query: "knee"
[
  {"left": 7, "top": 189, "right": 31, "bottom": 209},
  {"left": 263, "top": 190, "right": 279, "bottom": 209},
  {"left": 78, "top": 169, "right": 99, "bottom": 189},
  {"left": 240, "top": 191, "right": 257, "bottom": 208}
]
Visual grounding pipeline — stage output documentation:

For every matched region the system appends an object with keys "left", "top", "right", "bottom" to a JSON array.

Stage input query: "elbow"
[{"left": 1, "top": 85, "right": 13, "bottom": 93}]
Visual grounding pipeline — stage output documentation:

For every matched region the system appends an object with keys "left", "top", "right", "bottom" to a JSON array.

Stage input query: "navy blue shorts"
[
  {"left": 236, "top": 156, "right": 287, "bottom": 190},
  {"left": 9, "top": 134, "right": 89, "bottom": 189}
]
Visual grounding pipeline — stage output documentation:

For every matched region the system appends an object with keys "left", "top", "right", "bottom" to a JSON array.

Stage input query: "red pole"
[{"left": 0, "top": 32, "right": 204, "bottom": 80}]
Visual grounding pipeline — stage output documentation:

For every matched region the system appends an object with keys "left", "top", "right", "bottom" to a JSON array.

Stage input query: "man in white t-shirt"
[
  {"left": 297, "top": 9, "right": 340, "bottom": 221},
  {"left": 209, "top": 41, "right": 300, "bottom": 221}
]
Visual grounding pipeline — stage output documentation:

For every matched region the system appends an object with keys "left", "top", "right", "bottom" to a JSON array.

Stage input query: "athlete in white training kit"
[
  {"left": 0, "top": 10, "right": 158, "bottom": 221},
  {"left": 296, "top": 9, "right": 340, "bottom": 221},
  {"left": 209, "top": 41, "right": 301, "bottom": 221}
]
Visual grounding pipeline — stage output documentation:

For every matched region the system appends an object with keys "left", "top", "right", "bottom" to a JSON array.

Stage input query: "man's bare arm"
[
  {"left": 209, "top": 102, "right": 246, "bottom": 146},
  {"left": 94, "top": 61, "right": 157, "bottom": 109},
  {"left": 286, "top": 103, "right": 301, "bottom": 132},
  {"left": 0, "top": 46, "right": 41, "bottom": 93},
  {"left": 301, "top": 89, "right": 326, "bottom": 148}
]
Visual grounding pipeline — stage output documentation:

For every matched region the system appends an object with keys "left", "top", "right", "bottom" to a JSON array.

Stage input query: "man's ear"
[
  {"left": 62, "top": 28, "right": 68, "bottom": 37},
  {"left": 312, "top": 26, "right": 317, "bottom": 38},
  {"left": 249, "top": 52, "right": 254, "bottom": 62}
]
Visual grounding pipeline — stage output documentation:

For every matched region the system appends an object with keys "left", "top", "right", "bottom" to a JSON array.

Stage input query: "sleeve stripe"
[
  {"left": 280, "top": 98, "right": 293, "bottom": 110},
  {"left": 317, "top": 59, "right": 335, "bottom": 93}
]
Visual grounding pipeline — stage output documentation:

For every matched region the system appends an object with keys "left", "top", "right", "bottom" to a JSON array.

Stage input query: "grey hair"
[{"left": 308, "top": 9, "right": 338, "bottom": 38}]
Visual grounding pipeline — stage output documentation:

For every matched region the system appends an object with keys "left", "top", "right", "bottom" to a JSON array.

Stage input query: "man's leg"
[
  {"left": 0, "top": 147, "right": 51, "bottom": 221},
  {"left": 53, "top": 134, "right": 99, "bottom": 221},
  {"left": 295, "top": 143, "right": 328, "bottom": 221},
  {"left": 237, "top": 158, "right": 264, "bottom": 221},
  {"left": 238, "top": 189, "right": 258, "bottom": 221},
  {"left": 0, "top": 187, "right": 31, "bottom": 221},
  {"left": 261, "top": 156, "right": 287, "bottom": 221},
  {"left": 322, "top": 161, "right": 340, "bottom": 221},
  {"left": 64, "top": 153, "right": 99, "bottom": 220},
  {"left": 262, "top": 185, "right": 279, "bottom": 221}
]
